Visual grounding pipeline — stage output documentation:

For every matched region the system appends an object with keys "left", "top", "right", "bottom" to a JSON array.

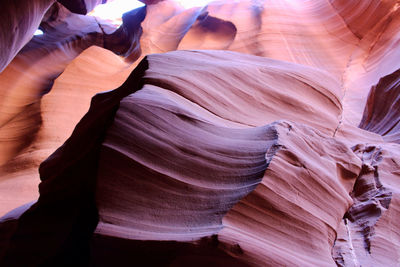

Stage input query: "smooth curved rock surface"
[
  {"left": 0, "top": 50, "right": 363, "bottom": 266},
  {"left": 341, "top": 2, "right": 400, "bottom": 126},
  {"left": 0, "top": 45, "right": 134, "bottom": 217},
  {"left": 359, "top": 68, "right": 400, "bottom": 143},
  {"left": 0, "top": 2, "right": 144, "bottom": 164},
  {"left": 329, "top": 0, "right": 398, "bottom": 39},
  {"left": 0, "top": 0, "right": 54, "bottom": 73},
  {"left": 0, "top": 4, "right": 144, "bottom": 215},
  {"left": 0, "top": 55, "right": 148, "bottom": 266},
  {"left": 96, "top": 89, "right": 278, "bottom": 241},
  {"left": 1, "top": 0, "right": 400, "bottom": 266}
]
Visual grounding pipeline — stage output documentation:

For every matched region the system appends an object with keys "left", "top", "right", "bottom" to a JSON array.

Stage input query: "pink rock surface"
[
  {"left": 219, "top": 121, "right": 361, "bottom": 266},
  {"left": 333, "top": 144, "right": 400, "bottom": 266},
  {"left": 0, "top": 4, "right": 144, "bottom": 215},
  {"left": 0, "top": 0, "right": 400, "bottom": 266},
  {"left": 93, "top": 51, "right": 347, "bottom": 245}
]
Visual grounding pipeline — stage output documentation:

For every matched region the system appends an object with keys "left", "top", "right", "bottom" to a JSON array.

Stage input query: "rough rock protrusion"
[
  {"left": 347, "top": 146, "right": 391, "bottom": 252},
  {"left": 219, "top": 121, "right": 362, "bottom": 266},
  {"left": 333, "top": 143, "right": 400, "bottom": 266}
]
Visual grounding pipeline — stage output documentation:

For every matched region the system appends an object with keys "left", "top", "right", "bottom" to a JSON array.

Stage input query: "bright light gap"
[
  {"left": 89, "top": 0, "right": 215, "bottom": 26},
  {"left": 34, "top": 29, "right": 44, "bottom": 36}
]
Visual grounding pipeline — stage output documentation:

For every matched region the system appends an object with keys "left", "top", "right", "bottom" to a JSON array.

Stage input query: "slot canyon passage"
[{"left": 0, "top": 0, "right": 400, "bottom": 266}]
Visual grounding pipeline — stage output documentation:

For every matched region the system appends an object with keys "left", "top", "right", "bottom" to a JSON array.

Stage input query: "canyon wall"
[{"left": 0, "top": 0, "right": 399, "bottom": 266}]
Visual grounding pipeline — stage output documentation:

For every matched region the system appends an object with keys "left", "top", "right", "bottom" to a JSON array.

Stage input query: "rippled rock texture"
[{"left": 1, "top": 0, "right": 400, "bottom": 266}]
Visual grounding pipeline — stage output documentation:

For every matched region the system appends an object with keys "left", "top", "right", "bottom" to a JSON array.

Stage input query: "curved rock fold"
[{"left": 1, "top": 0, "right": 400, "bottom": 266}]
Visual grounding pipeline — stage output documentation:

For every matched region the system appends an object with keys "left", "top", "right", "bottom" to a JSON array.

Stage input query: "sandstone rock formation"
[
  {"left": 0, "top": 0, "right": 54, "bottom": 73},
  {"left": 1, "top": 0, "right": 400, "bottom": 266},
  {"left": 359, "top": 69, "right": 400, "bottom": 143}
]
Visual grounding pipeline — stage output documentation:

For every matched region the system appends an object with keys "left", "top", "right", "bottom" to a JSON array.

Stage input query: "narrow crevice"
[
  {"left": 344, "top": 218, "right": 360, "bottom": 267},
  {"left": 93, "top": 16, "right": 106, "bottom": 48}
]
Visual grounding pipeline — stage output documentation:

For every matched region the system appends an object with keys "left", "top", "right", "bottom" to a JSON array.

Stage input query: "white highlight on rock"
[
  {"left": 175, "top": 0, "right": 214, "bottom": 8},
  {"left": 89, "top": 0, "right": 145, "bottom": 25},
  {"left": 34, "top": 29, "right": 44, "bottom": 36},
  {"left": 89, "top": 0, "right": 215, "bottom": 26}
]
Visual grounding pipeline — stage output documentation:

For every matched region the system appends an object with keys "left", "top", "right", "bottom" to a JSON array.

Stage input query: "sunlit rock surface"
[
  {"left": 1, "top": 0, "right": 400, "bottom": 266},
  {"left": 0, "top": 2, "right": 145, "bottom": 214}
]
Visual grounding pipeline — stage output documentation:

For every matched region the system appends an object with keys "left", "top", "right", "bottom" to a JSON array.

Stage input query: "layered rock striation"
[{"left": 1, "top": 0, "right": 400, "bottom": 266}]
